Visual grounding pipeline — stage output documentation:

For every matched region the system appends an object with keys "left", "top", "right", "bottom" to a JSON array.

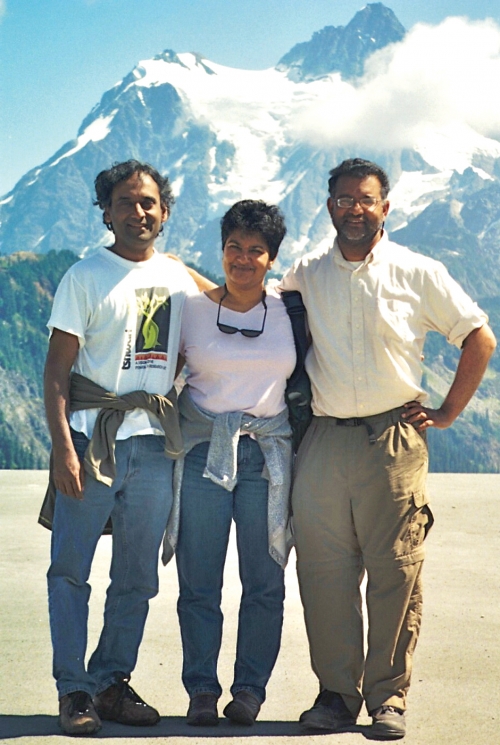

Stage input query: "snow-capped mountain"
[
  {"left": 2, "top": 2, "right": 500, "bottom": 471},
  {"left": 1, "top": 2, "right": 500, "bottom": 297},
  {"left": 277, "top": 2, "right": 405, "bottom": 80}
]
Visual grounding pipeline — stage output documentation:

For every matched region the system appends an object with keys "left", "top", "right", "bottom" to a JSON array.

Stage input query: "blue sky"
[{"left": 1, "top": 0, "right": 499, "bottom": 196}]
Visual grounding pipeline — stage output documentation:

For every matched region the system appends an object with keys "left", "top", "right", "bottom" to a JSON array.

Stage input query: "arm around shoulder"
[
  {"left": 187, "top": 266, "right": 217, "bottom": 292},
  {"left": 166, "top": 253, "right": 216, "bottom": 292}
]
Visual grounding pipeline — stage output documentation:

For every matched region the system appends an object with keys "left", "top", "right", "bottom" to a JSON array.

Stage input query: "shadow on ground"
[{"left": 0, "top": 715, "right": 374, "bottom": 739}]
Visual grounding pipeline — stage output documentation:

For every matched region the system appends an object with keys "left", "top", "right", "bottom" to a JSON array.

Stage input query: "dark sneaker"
[
  {"left": 186, "top": 693, "right": 219, "bottom": 726},
  {"left": 299, "top": 689, "right": 355, "bottom": 731},
  {"left": 369, "top": 705, "right": 406, "bottom": 740},
  {"left": 94, "top": 674, "right": 160, "bottom": 726},
  {"left": 59, "top": 691, "right": 102, "bottom": 736},
  {"left": 223, "top": 690, "right": 261, "bottom": 725}
]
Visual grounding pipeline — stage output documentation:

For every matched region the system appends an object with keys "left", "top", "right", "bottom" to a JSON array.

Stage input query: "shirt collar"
[{"left": 332, "top": 230, "right": 388, "bottom": 270}]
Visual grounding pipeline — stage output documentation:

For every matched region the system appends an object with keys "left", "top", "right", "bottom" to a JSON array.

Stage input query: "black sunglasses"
[{"left": 217, "top": 286, "right": 267, "bottom": 338}]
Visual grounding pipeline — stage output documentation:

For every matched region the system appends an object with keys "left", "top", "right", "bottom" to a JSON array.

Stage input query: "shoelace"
[
  {"left": 69, "top": 691, "right": 92, "bottom": 715},
  {"left": 114, "top": 678, "right": 147, "bottom": 708},
  {"left": 377, "top": 706, "right": 403, "bottom": 715}
]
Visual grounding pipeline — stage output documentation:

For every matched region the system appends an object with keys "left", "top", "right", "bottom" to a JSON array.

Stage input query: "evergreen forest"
[{"left": 0, "top": 251, "right": 498, "bottom": 472}]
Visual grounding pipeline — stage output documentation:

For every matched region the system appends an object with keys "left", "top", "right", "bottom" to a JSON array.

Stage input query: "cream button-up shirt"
[{"left": 280, "top": 233, "right": 488, "bottom": 418}]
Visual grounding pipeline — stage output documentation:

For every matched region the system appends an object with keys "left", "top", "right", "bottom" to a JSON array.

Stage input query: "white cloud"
[
  {"left": 0, "top": 1, "right": 6, "bottom": 21},
  {"left": 291, "top": 17, "right": 500, "bottom": 153}
]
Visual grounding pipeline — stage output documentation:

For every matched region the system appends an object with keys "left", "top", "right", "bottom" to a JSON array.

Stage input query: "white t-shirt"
[
  {"left": 280, "top": 233, "right": 488, "bottom": 418},
  {"left": 48, "top": 247, "right": 198, "bottom": 438},
  {"left": 180, "top": 291, "right": 296, "bottom": 418}
]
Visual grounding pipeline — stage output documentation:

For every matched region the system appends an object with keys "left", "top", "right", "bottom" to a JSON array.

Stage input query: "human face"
[
  {"left": 327, "top": 175, "right": 389, "bottom": 260},
  {"left": 104, "top": 173, "right": 167, "bottom": 261},
  {"left": 222, "top": 229, "right": 274, "bottom": 292}
]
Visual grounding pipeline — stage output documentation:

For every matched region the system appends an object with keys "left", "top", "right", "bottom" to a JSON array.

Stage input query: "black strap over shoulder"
[
  {"left": 282, "top": 290, "right": 308, "bottom": 386},
  {"left": 282, "top": 290, "right": 313, "bottom": 452}
]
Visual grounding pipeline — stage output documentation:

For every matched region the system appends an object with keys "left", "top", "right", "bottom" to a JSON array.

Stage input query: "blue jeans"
[
  {"left": 47, "top": 431, "right": 173, "bottom": 698},
  {"left": 176, "top": 437, "right": 285, "bottom": 704}
]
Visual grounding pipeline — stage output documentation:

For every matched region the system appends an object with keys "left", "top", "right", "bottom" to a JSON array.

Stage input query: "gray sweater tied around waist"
[{"left": 162, "top": 386, "right": 294, "bottom": 568}]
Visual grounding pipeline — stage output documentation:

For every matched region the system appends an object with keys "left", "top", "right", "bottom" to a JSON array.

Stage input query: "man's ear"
[
  {"left": 326, "top": 197, "right": 335, "bottom": 218},
  {"left": 103, "top": 210, "right": 113, "bottom": 232}
]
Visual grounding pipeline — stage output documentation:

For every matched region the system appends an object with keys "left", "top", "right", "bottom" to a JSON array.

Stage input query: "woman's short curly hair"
[{"left": 220, "top": 200, "right": 287, "bottom": 260}]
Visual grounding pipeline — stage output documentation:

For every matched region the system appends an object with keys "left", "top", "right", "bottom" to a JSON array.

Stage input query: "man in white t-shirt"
[
  {"left": 44, "top": 160, "right": 200, "bottom": 735},
  {"left": 280, "top": 158, "right": 496, "bottom": 740}
]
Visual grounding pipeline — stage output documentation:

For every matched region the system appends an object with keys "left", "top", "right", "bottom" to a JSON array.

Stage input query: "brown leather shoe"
[
  {"left": 94, "top": 674, "right": 160, "bottom": 726},
  {"left": 223, "top": 690, "right": 261, "bottom": 725},
  {"left": 368, "top": 705, "right": 406, "bottom": 740},
  {"left": 186, "top": 693, "right": 219, "bottom": 726},
  {"left": 59, "top": 691, "right": 101, "bottom": 735}
]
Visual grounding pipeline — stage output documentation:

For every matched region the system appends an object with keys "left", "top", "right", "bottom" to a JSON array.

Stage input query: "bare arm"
[
  {"left": 175, "top": 354, "right": 186, "bottom": 380},
  {"left": 187, "top": 266, "right": 217, "bottom": 292},
  {"left": 403, "top": 324, "right": 497, "bottom": 431},
  {"left": 165, "top": 253, "right": 217, "bottom": 292},
  {"left": 44, "top": 328, "right": 84, "bottom": 499}
]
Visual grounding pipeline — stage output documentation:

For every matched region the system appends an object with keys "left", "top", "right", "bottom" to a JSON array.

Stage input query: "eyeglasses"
[
  {"left": 334, "top": 197, "right": 383, "bottom": 210},
  {"left": 217, "top": 286, "right": 267, "bottom": 338}
]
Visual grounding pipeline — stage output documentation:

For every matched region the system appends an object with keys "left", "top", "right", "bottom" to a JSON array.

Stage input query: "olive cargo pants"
[{"left": 292, "top": 411, "right": 433, "bottom": 717}]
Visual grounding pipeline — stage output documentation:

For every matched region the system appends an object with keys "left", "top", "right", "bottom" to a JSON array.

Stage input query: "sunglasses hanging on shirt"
[{"left": 216, "top": 286, "right": 267, "bottom": 338}]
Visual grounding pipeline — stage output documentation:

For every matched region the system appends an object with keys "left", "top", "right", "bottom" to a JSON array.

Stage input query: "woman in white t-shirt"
[{"left": 175, "top": 200, "right": 296, "bottom": 727}]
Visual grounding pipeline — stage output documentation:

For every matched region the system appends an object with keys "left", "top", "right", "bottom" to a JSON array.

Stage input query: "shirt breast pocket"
[{"left": 375, "top": 298, "right": 415, "bottom": 343}]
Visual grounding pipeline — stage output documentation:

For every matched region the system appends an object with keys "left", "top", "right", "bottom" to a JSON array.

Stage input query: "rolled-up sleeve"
[{"left": 423, "top": 262, "right": 488, "bottom": 349}]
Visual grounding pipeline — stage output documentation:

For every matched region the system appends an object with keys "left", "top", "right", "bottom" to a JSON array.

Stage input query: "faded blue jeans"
[
  {"left": 47, "top": 431, "right": 173, "bottom": 698},
  {"left": 176, "top": 437, "right": 285, "bottom": 704}
]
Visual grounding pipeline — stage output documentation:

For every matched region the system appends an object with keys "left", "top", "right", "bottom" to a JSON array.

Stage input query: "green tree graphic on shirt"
[{"left": 136, "top": 291, "right": 169, "bottom": 350}]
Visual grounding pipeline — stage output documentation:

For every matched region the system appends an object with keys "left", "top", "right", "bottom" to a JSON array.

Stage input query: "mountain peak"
[
  {"left": 153, "top": 49, "right": 186, "bottom": 65},
  {"left": 276, "top": 3, "right": 405, "bottom": 81}
]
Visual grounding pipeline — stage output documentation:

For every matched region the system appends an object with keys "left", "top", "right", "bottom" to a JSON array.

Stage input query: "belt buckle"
[{"left": 336, "top": 417, "right": 363, "bottom": 427}]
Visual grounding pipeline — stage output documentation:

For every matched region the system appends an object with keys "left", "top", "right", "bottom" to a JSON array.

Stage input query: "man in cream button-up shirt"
[{"left": 280, "top": 158, "right": 496, "bottom": 740}]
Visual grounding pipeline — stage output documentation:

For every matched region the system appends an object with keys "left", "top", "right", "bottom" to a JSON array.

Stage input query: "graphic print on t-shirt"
[{"left": 122, "top": 287, "right": 171, "bottom": 370}]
